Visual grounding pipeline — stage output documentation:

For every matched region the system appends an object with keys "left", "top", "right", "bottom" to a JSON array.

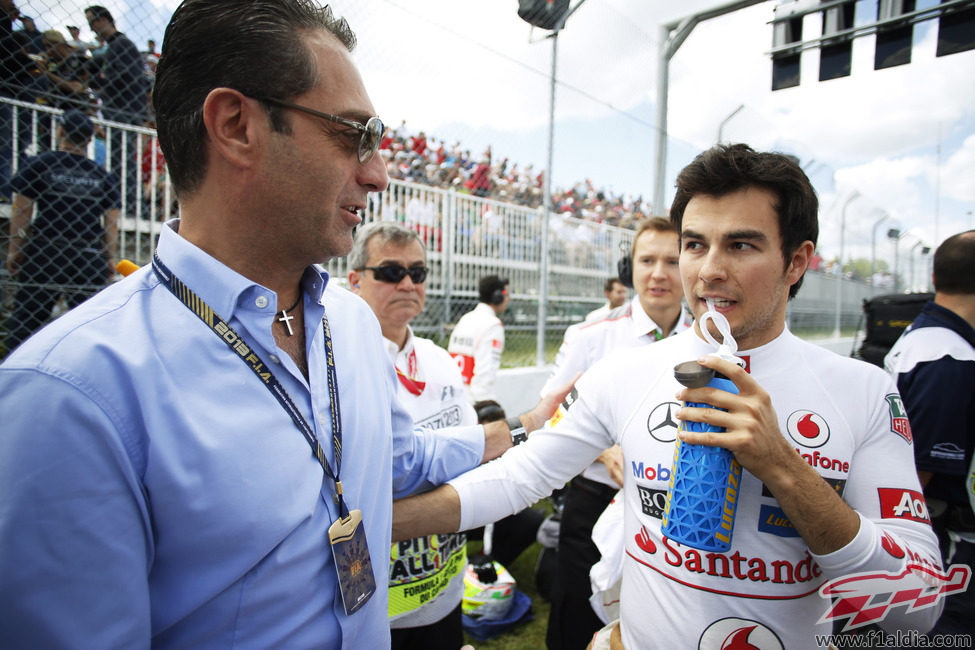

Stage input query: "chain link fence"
[{"left": 2, "top": 0, "right": 873, "bottom": 363}]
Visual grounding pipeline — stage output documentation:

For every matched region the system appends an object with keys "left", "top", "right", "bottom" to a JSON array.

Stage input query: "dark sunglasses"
[
  {"left": 362, "top": 264, "right": 428, "bottom": 284},
  {"left": 256, "top": 96, "right": 384, "bottom": 164}
]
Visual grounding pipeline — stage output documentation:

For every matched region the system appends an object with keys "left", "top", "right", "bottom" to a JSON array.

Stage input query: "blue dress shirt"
[{"left": 0, "top": 221, "right": 484, "bottom": 648}]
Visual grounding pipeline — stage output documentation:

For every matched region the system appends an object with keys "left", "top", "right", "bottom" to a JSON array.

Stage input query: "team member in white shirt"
[
  {"left": 393, "top": 145, "right": 944, "bottom": 649},
  {"left": 448, "top": 274, "right": 509, "bottom": 402},
  {"left": 541, "top": 218, "right": 693, "bottom": 649},
  {"left": 584, "top": 278, "right": 629, "bottom": 323}
]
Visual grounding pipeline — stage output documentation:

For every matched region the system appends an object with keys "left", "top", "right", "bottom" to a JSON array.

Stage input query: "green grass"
[{"left": 462, "top": 538, "right": 551, "bottom": 649}]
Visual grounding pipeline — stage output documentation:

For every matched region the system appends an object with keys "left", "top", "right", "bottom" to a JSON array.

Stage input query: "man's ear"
[
  {"left": 348, "top": 270, "right": 362, "bottom": 292},
  {"left": 786, "top": 240, "right": 816, "bottom": 287},
  {"left": 200, "top": 88, "right": 265, "bottom": 172}
]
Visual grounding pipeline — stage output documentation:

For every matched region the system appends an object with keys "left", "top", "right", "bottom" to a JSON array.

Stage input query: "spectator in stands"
[
  {"left": 143, "top": 38, "right": 158, "bottom": 69},
  {"left": 2, "top": 0, "right": 34, "bottom": 200},
  {"left": 65, "top": 25, "right": 89, "bottom": 51},
  {"left": 4, "top": 109, "right": 119, "bottom": 353},
  {"left": 884, "top": 230, "right": 975, "bottom": 639},
  {"left": 39, "top": 29, "right": 91, "bottom": 111},
  {"left": 15, "top": 13, "right": 41, "bottom": 53},
  {"left": 448, "top": 274, "right": 508, "bottom": 402},
  {"left": 585, "top": 277, "right": 628, "bottom": 322},
  {"left": 84, "top": 5, "right": 147, "bottom": 214}
]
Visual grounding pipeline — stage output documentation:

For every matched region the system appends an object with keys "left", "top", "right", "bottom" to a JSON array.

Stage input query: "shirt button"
[
  {"left": 255, "top": 296, "right": 269, "bottom": 309},
  {"left": 269, "top": 354, "right": 281, "bottom": 364}
]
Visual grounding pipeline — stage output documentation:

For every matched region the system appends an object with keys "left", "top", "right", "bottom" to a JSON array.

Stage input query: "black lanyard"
[{"left": 151, "top": 253, "right": 350, "bottom": 518}]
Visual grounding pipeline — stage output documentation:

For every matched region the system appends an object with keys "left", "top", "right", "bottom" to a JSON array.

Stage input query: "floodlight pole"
[
  {"left": 833, "top": 190, "right": 859, "bottom": 339},
  {"left": 537, "top": 0, "right": 588, "bottom": 366},
  {"left": 652, "top": 1, "right": 766, "bottom": 215},
  {"left": 870, "top": 211, "right": 889, "bottom": 296}
]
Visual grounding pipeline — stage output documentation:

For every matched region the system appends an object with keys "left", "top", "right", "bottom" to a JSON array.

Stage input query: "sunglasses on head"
[{"left": 362, "top": 264, "right": 428, "bottom": 284}]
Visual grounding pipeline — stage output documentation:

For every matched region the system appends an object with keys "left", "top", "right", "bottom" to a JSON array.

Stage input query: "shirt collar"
[
  {"left": 630, "top": 295, "right": 693, "bottom": 340},
  {"left": 154, "top": 219, "right": 330, "bottom": 323},
  {"left": 383, "top": 326, "right": 416, "bottom": 364}
]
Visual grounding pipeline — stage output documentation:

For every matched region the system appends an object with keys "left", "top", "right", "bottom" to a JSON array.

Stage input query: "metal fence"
[
  {"left": 0, "top": 98, "right": 636, "bottom": 363},
  {"left": 1, "top": 105, "right": 877, "bottom": 364}
]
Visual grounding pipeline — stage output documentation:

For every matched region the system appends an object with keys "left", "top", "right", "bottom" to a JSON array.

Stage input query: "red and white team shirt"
[
  {"left": 449, "top": 328, "right": 944, "bottom": 649},
  {"left": 447, "top": 302, "right": 504, "bottom": 402}
]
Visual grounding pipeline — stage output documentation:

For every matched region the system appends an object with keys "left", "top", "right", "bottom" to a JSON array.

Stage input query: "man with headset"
[
  {"left": 448, "top": 274, "right": 509, "bottom": 402},
  {"left": 540, "top": 216, "right": 692, "bottom": 649}
]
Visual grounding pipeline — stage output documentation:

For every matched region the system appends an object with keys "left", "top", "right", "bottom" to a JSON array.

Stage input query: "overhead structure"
[{"left": 769, "top": 0, "right": 975, "bottom": 90}]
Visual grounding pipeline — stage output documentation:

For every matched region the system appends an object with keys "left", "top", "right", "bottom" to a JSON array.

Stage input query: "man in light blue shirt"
[{"left": 0, "top": 1, "right": 560, "bottom": 647}]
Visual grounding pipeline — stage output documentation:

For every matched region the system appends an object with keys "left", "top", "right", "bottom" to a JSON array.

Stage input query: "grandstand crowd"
[{"left": 2, "top": 5, "right": 651, "bottom": 230}]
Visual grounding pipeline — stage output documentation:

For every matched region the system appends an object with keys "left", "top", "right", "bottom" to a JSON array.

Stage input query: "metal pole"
[
  {"left": 870, "top": 212, "right": 888, "bottom": 296},
  {"left": 893, "top": 237, "right": 901, "bottom": 293},
  {"left": 910, "top": 241, "right": 924, "bottom": 292},
  {"left": 717, "top": 104, "right": 744, "bottom": 143},
  {"left": 536, "top": 31, "right": 557, "bottom": 366},
  {"left": 652, "top": 23, "right": 670, "bottom": 215},
  {"left": 833, "top": 191, "right": 859, "bottom": 339},
  {"left": 651, "top": 1, "right": 766, "bottom": 215}
]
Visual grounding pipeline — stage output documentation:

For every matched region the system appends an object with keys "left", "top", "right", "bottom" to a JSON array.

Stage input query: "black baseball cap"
[{"left": 59, "top": 110, "right": 94, "bottom": 140}]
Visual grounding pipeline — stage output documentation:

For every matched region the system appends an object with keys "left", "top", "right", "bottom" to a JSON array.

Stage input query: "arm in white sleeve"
[
  {"left": 449, "top": 387, "right": 614, "bottom": 531},
  {"left": 813, "top": 376, "right": 946, "bottom": 634}
]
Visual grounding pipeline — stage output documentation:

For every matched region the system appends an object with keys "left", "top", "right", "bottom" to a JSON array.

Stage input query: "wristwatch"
[{"left": 506, "top": 416, "right": 528, "bottom": 446}]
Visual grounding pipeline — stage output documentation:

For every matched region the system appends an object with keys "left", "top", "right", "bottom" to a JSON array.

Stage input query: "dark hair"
[
  {"left": 84, "top": 6, "right": 114, "bottom": 24},
  {"left": 152, "top": 0, "right": 356, "bottom": 196},
  {"left": 670, "top": 144, "right": 819, "bottom": 299},
  {"left": 933, "top": 230, "right": 975, "bottom": 294},
  {"left": 603, "top": 277, "right": 623, "bottom": 292},
  {"left": 478, "top": 275, "right": 508, "bottom": 304},
  {"left": 473, "top": 400, "right": 506, "bottom": 424}
]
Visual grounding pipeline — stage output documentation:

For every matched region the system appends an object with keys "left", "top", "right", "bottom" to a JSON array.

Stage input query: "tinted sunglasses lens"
[
  {"left": 374, "top": 265, "right": 407, "bottom": 283},
  {"left": 358, "top": 117, "right": 384, "bottom": 163},
  {"left": 407, "top": 266, "right": 427, "bottom": 283}
]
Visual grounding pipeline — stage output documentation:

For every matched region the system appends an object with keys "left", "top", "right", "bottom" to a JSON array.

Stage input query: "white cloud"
[{"left": 942, "top": 133, "right": 975, "bottom": 203}]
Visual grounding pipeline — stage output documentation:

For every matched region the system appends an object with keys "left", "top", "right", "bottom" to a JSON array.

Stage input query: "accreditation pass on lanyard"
[{"left": 328, "top": 504, "right": 376, "bottom": 615}]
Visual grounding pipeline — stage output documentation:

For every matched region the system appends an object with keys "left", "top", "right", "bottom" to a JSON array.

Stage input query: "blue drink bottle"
[{"left": 661, "top": 360, "right": 742, "bottom": 552}]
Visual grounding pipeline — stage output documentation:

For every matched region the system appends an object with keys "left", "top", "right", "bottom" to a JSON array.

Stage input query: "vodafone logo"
[
  {"left": 698, "top": 618, "right": 784, "bottom": 650},
  {"left": 786, "top": 410, "right": 829, "bottom": 448}
]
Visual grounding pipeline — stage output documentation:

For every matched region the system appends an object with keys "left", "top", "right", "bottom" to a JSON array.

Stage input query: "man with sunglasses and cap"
[
  {"left": 448, "top": 274, "right": 510, "bottom": 402},
  {"left": 0, "top": 2, "right": 566, "bottom": 648}
]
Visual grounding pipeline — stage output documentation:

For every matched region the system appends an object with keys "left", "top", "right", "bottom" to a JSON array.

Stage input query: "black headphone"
[
  {"left": 617, "top": 241, "right": 633, "bottom": 289},
  {"left": 491, "top": 280, "right": 509, "bottom": 306}
]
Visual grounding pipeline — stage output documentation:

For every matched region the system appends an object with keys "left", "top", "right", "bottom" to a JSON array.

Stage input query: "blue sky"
[{"left": 24, "top": 0, "right": 975, "bottom": 268}]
